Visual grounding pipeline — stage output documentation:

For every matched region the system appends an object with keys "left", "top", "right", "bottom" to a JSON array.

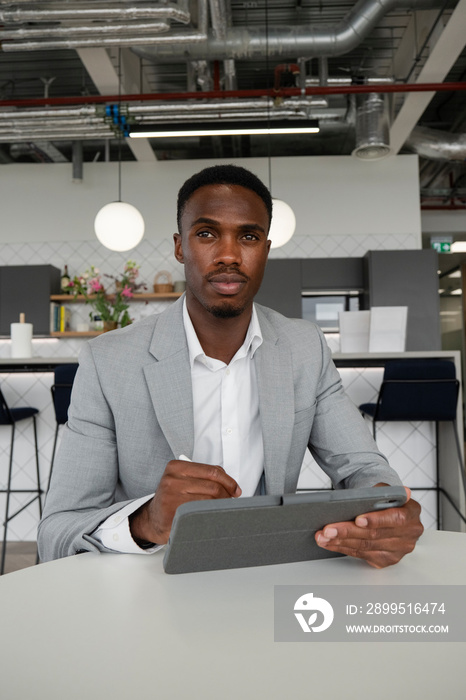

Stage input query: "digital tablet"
[{"left": 162, "top": 486, "right": 407, "bottom": 574}]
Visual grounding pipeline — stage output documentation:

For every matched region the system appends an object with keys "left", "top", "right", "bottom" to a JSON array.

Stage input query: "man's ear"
[{"left": 173, "top": 232, "right": 184, "bottom": 263}]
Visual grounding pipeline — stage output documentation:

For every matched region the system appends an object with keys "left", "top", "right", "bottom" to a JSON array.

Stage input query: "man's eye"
[
  {"left": 243, "top": 233, "right": 259, "bottom": 241},
  {"left": 197, "top": 230, "right": 214, "bottom": 238}
]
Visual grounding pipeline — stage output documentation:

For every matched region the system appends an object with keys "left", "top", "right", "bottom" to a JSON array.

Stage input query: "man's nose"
[{"left": 213, "top": 235, "right": 242, "bottom": 265}]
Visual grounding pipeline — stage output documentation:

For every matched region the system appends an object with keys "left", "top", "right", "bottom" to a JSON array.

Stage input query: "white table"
[{"left": 0, "top": 530, "right": 465, "bottom": 700}]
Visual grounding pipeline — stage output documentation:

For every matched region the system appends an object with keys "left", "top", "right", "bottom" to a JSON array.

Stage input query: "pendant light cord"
[
  {"left": 118, "top": 47, "right": 122, "bottom": 203},
  {"left": 265, "top": 0, "right": 272, "bottom": 194}
]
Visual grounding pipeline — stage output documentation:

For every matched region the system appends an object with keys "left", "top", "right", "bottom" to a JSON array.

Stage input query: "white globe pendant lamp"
[
  {"left": 269, "top": 198, "right": 296, "bottom": 249},
  {"left": 94, "top": 200, "right": 145, "bottom": 252},
  {"left": 95, "top": 49, "right": 145, "bottom": 252}
]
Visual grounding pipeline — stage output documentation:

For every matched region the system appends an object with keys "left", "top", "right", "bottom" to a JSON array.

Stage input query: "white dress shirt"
[{"left": 93, "top": 300, "right": 264, "bottom": 553}]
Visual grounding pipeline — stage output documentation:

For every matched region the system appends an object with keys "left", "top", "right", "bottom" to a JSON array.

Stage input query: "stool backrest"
[
  {"left": 377, "top": 359, "right": 459, "bottom": 422},
  {"left": 51, "top": 363, "right": 79, "bottom": 425}
]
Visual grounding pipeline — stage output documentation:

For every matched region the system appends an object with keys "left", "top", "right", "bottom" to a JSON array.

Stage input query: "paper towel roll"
[{"left": 11, "top": 322, "right": 33, "bottom": 358}]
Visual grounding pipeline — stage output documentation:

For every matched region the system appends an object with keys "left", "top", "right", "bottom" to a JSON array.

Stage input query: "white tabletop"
[{"left": 1, "top": 530, "right": 465, "bottom": 700}]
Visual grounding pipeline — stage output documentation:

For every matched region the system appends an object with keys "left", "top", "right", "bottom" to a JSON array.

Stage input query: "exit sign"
[{"left": 431, "top": 237, "right": 452, "bottom": 253}]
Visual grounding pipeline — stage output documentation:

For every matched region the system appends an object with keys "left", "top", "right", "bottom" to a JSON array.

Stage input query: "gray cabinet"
[
  {"left": 364, "top": 250, "right": 441, "bottom": 351},
  {"left": 0, "top": 265, "right": 61, "bottom": 335}
]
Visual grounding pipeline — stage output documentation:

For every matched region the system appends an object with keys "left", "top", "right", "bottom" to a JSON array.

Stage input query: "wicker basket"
[{"left": 153, "top": 270, "right": 174, "bottom": 293}]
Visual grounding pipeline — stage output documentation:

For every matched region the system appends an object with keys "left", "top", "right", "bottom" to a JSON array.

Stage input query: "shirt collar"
[{"left": 182, "top": 298, "right": 263, "bottom": 369}]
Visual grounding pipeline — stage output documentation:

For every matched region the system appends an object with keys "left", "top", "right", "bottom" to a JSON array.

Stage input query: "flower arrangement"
[{"left": 70, "top": 261, "right": 146, "bottom": 329}]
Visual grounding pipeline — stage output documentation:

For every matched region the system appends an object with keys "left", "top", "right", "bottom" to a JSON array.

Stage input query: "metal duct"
[
  {"left": 0, "top": 0, "right": 440, "bottom": 55},
  {"left": 0, "top": 0, "right": 207, "bottom": 51},
  {"left": 1, "top": 31, "right": 208, "bottom": 51},
  {"left": 132, "top": 0, "right": 439, "bottom": 62},
  {"left": 352, "top": 93, "right": 391, "bottom": 160},
  {"left": 0, "top": 22, "right": 171, "bottom": 40},
  {"left": 405, "top": 126, "right": 466, "bottom": 161},
  {"left": 0, "top": 2, "right": 190, "bottom": 24}
]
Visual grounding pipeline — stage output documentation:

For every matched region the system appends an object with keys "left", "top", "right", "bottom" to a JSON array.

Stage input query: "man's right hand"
[{"left": 129, "top": 459, "right": 242, "bottom": 546}]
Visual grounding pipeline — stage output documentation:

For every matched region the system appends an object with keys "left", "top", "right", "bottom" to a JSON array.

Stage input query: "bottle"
[{"left": 61, "top": 264, "right": 71, "bottom": 293}]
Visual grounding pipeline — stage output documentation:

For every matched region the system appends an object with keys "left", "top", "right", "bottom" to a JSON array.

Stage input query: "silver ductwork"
[
  {"left": 0, "top": 2, "right": 191, "bottom": 23},
  {"left": 0, "top": 0, "right": 440, "bottom": 54},
  {"left": 132, "top": 0, "right": 439, "bottom": 62},
  {"left": 352, "top": 93, "right": 391, "bottom": 160},
  {"left": 405, "top": 126, "right": 466, "bottom": 161}
]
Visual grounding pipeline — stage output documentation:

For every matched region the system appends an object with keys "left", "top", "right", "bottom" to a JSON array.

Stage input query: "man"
[{"left": 38, "top": 164, "right": 423, "bottom": 567}]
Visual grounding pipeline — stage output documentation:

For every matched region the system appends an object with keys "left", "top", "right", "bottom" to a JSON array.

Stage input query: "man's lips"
[{"left": 207, "top": 273, "right": 248, "bottom": 296}]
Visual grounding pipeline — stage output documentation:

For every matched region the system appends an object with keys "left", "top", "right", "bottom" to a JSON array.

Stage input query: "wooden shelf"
[
  {"left": 50, "top": 293, "right": 182, "bottom": 302},
  {"left": 51, "top": 331, "right": 104, "bottom": 337}
]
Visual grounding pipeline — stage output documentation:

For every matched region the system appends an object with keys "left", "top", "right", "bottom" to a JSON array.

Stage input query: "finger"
[
  {"left": 167, "top": 460, "right": 241, "bottom": 497},
  {"left": 315, "top": 541, "right": 406, "bottom": 569},
  {"left": 317, "top": 532, "right": 414, "bottom": 553},
  {"left": 355, "top": 498, "right": 421, "bottom": 529}
]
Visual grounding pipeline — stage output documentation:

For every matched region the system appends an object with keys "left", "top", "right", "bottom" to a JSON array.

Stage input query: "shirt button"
[
  {"left": 113, "top": 534, "right": 119, "bottom": 542},
  {"left": 226, "top": 428, "right": 233, "bottom": 434},
  {"left": 226, "top": 368, "right": 231, "bottom": 375}
]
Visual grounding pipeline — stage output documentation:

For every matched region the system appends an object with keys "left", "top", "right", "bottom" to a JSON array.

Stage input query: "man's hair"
[{"left": 177, "top": 164, "right": 273, "bottom": 232}]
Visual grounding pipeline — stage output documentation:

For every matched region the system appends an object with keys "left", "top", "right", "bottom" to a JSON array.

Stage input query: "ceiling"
[{"left": 1, "top": 0, "right": 466, "bottom": 203}]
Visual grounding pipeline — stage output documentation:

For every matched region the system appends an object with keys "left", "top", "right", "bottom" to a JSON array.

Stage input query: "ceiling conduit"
[
  {"left": 406, "top": 126, "right": 466, "bottom": 161},
  {"left": 0, "top": 0, "right": 442, "bottom": 55}
]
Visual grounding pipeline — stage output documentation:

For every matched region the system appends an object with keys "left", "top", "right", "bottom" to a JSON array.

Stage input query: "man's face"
[{"left": 174, "top": 184, "right": 271, "bottom": 320}]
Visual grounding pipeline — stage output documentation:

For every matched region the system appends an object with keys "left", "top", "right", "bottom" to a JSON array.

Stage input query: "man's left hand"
[{"left": 315, "top": 486, "right": 424, "bottom": 568}]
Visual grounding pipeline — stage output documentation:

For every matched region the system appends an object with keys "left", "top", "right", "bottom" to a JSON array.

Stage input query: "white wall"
[
  {"left": 422, "top": 209, "right": 466, "bottom": 235},
  {"left": 0, "top": 155, "right": 422, "bottom": 249}
]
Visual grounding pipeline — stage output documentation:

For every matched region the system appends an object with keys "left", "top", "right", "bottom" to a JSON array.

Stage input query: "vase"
[{"left": 103, "top": 321, "right": 118, "bottom": 332}]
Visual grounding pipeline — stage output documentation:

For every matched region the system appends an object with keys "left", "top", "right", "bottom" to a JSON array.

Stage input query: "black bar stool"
[
  {"left": 1, "top": 387, "right": 42, "bottom": 576},
  {"left": 359, "top": 359, "right": 466, "bottom": 527},
  {"left": 48, "top": 363, "right": 79, "bottom": 493}
]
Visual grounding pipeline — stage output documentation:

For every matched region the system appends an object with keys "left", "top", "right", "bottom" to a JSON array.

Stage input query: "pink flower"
[
  {"left": 121, "top": 285, "right": 133, "bottom": 298},
  {"left": 88, "top": 277, "right": 104, "bottom": 293}
]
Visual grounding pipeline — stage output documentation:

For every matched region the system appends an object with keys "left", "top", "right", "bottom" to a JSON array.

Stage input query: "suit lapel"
[
  {"left": 142, "top": 300, "right": 295, "bottom": 490},
  {"left": 143, "top": 298, "right": 195, "bottom": 460},
  {"left": 255, "top": 308, "right": 295, "bottom": 495}
]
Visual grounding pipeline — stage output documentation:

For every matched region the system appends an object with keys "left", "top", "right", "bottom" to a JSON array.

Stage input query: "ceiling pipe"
[
  {"left": 0, "top": 98, "right": 332, "bottom": 125},
  {"left": 405, "top": 126, "right": 466, "bottom": 161},
  {"left": 0, "top": 2, "right": 191, "bottom": 23},
  {"left": 131, "top": 0, "right": 440, "bottom": 62},
  {"left": 0, "top": 0, "right": 441, "bottom": 54},
  {"left": 0, "top": 21, "right": 171, "bottom": 40},
  {"left": 1, "top": 82, "right": 465, "bottom": 109},
  {"left": 1, "top": 32, "right": 208, "bottom": 51},
  {"left": 0, "top": 0, "right": 206, "bottom": 51}
]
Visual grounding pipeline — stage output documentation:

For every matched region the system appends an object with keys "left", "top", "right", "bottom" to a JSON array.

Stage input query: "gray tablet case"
[{"left": 163, "top": 486, "right": 407, "bottom": 574}]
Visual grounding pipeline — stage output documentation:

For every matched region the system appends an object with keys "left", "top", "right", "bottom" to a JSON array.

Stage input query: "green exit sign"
[{"left": 431, "top": 239, "right": 452, "bottom": 253}]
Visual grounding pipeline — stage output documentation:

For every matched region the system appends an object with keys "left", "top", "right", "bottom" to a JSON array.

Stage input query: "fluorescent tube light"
[{"left": 129, "top": 120, "right": 319, "bottom": 139}]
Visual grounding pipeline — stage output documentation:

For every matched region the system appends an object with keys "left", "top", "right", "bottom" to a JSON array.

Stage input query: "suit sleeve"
[
  {"left": 307, "top": 328, "right": 403, "bottom": 489},
  {"left": 37, "top": 343, "right": 149, "bottom": 561}
]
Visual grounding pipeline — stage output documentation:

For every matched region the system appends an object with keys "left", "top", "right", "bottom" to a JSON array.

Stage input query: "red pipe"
[
  {"left": 1, "top": 81, "right": 465, "bottom": 109},
  {"left": 421, "top": 205, "right": 466, "bottom": 210}
]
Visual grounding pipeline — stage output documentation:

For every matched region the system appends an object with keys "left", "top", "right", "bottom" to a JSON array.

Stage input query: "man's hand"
[
  {"left": 129, "top": 459, "right": 242, "bottom": 546},
  {"left": 315, "top": 487, "right": 424, "bottom": 568}
]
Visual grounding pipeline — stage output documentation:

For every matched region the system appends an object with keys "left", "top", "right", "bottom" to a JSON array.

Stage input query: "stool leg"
[
  {"left": 32, "top": 416, "right": 42, "bottom": 517},
  {"left": 452, "top": 420, "right": 466, "bottom": 499},
  {"left": 32, "top": 415, "right": 42, "bottom": 566},
  {"left": 1, "top": 424, "right": 15, "bottom": 576},
  {"left": 47, "top": 423, "right": 59, "bottom": 494}
]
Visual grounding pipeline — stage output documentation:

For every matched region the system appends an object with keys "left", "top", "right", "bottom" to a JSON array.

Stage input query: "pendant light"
[
  {"left": 94, "top": 50, "right": 145, "bottom": 252},
  {"left": 263, "top": 3, "right": 296, "bottom": 249}
]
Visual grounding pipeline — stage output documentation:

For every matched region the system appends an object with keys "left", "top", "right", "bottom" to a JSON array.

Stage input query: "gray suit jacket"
[{"left": 38, "top": 297, "right": 401, "bottom": 561}]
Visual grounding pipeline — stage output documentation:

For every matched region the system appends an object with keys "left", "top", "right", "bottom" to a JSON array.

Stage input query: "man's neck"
[{"left": 186, "top": 300, "right": 253, "bottom": 365}]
